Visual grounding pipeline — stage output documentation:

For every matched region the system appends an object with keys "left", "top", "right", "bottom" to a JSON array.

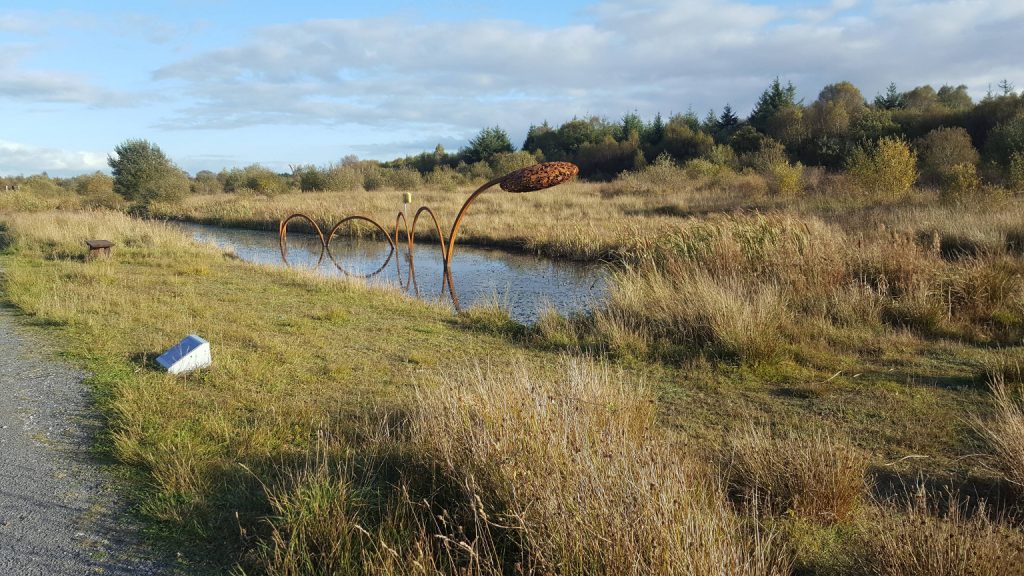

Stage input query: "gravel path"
[{"left": 0, "top": 306, "right": 175, "bottom": 575}]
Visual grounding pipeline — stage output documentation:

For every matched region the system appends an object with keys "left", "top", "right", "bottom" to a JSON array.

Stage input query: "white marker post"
[{"left": 156, "top": 335, "right": 212, "bottom": 375}]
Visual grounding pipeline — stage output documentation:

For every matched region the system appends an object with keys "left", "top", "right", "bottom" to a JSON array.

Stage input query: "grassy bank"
[{"left": 2, "top": 209, "right": 1024, "bottom": 574}]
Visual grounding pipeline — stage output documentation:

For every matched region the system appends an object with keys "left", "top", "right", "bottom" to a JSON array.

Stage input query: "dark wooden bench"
[{"left": 85, "top": 239, "right": 114, "bottom": 260}]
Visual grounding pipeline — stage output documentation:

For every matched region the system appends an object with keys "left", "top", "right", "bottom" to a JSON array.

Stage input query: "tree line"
[
  {"left": 6, "top": 78, "right": 1022, "bottom": 206},
  {"left": 378, "top": 78, "right": 1024, "bottom": 188}
]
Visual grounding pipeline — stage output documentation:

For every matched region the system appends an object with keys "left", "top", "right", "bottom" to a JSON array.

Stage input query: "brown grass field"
[{"left": 3, "top": 162, "right": 1024, "bottom": 574}]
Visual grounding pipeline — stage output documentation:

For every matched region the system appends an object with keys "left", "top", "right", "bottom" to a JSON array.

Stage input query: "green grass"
[{"left": 1, "top": 210, "right": 1022, "bottom": 573}]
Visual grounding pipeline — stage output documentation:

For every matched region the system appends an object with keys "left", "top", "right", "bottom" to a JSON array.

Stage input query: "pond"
[{"left": 176, "top": 223, "right": 609, "bottom": 324}]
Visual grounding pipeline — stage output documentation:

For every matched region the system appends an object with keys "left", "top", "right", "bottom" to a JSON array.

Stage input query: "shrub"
[
  {"left": 917, "top": 127, "right": 980, "bottom": 186},
  {"left": 293, "top": 165, "right": 328, "bottom": 192},
  {"left": 1010, "top": 151, "right": 1024, "bottom": 192},
  {"left": 191, "top": 170, "right": 222, "bottom": 195},
  {"left": 74, "top": 171, "right": 124, "bottom": 209},
  {"left": 386, "top": 167, "right": 422, "bottom": 190},
  {"left": 222, "top": 164, "right": 287, "bottom": 196},
  {"left": 846, "top": 136, "right": 918, "bottom": 201},
  {"left": 985, "top": 112, "right": 1024, "bottom": 168},
  {"left": 361, "top": 168, "right": 387, "bottom": 191},
  {"left": 766, "top": 161, "right": 804, "bottom": 197},
  {"left": 108, "top": 139, "right": 189, "bottom": 204},
  {"left": 424, "top": 165, "right": 462, "bottom": 192},
  {"left": 722, "top": 427, "right": 866, "bottom": 523},
  {"left": 489, "top": 150, "right": 541, "bottom": 178},
  {"left": 683, "top": 158, "right": 727, "bottom": 180},
  {"left": 323, "top": 165, "right": 364, "bottom": 192},
  {"left": 740, "top": 139, "right": 802, "bottom": 197},
  {"left": 741, "top": 138, "right": 789, "bottom": 173},
  {"left": 938, "top": 163, "right": 981, "bottom": 204},
  {"left": 605, "top": 153, "right": 690, "bottom": 195}
]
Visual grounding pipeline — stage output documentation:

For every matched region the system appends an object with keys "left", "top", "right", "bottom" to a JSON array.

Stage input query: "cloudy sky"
[{"left": 1, "top": 0, "right": 1022, "bottom": 176}]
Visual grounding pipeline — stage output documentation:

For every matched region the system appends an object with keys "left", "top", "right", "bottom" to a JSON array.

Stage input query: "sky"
[{"left": 1, "top": 0, "right": 1022, "bottom": 177}]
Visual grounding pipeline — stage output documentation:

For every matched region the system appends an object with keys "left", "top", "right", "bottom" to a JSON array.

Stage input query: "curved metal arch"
[
  {"left": 279, "top": 213, "right": 327, "bottom": 268},
  {"left": 276, "top": 162, "right": 577, "bottom": 314},
  {"left": 324, "top": 215, "right": 399, "bottom": 280}
]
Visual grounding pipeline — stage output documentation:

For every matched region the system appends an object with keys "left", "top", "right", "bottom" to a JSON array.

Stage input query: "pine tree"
[
  {"left": 873, "top": 82, "right": 904, "bottom": 110},
  {"left": 646, "top": 112, "right": 665, "bottom": 145},
  {"left": 749, "top": 78, "right": 798, "bottom": 132},
  {"left": 718, "top": 104, "right": 739, "bottom": 129}
]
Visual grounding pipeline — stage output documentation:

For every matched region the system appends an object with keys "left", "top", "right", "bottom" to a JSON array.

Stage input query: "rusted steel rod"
[{"left": 277, "top": 162, "right": 579, "bottom": 309}]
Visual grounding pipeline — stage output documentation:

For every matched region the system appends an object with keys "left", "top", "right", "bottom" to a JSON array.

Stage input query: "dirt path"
[{"left": 0, "top": 306, "right": 175, "bottom": 575}]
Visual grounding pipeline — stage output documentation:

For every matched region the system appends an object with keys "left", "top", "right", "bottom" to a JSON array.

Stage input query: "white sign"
[{"left": 156, "top": 335, "right": 212, "bottom": 375}]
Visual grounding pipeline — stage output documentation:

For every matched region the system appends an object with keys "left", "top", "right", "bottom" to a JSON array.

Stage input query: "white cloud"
[
  {"left": 148, "top": 0, "right": 1024, "bottom": 140},
  {"left": 0, "top": 140, "right": 107, "bottom": 175},
  {"left": 0, "top": 44, "right": 149, "bottom": 107}
]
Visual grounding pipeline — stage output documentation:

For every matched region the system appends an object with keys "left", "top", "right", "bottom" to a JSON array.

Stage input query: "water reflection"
[{"left": 177, "top": 223, "right": 607, "bottom": 324}]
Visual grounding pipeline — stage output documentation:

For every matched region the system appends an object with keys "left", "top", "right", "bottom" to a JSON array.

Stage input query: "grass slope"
[{"left": 1, "top": 209, "right": 1022, "bottom": 574}]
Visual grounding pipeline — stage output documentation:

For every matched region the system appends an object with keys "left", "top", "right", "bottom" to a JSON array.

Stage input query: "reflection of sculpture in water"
[{"left": 278, "top": 162, "right": 580, "bottom": 310}]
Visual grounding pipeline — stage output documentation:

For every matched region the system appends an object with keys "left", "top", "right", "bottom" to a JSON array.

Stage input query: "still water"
[{"left": 177, "top": 223, "right": 608, "bottom": 324}]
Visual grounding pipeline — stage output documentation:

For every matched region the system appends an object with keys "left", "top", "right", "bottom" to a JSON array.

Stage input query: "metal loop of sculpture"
[{"left": 278, "top": 162, "right": 580, "bottom": 310}]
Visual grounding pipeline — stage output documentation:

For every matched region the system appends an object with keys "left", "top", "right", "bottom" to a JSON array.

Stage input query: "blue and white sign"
[{"left": 156, "top": 335, "right": 212, "bottom": 375}]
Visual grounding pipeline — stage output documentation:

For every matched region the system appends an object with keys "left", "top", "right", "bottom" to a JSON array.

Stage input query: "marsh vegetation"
[{"left": 3, "top": 78, "right": 1024, "bottom": 574}]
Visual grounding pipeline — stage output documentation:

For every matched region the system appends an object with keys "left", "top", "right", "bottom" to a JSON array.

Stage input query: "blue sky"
[{"left": 1, "top": 0, "right": 1022, "bottom": 176}]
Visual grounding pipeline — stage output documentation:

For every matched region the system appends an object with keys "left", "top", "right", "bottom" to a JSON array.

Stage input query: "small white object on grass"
[{"left": 156, "top": 335, "right": 212, "bottom": 375}]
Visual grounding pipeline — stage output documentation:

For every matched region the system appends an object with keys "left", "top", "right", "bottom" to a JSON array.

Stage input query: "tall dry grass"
[
  {"left": 721, "top": 426, "right": 867, "bottom": 524},
  {"left": 407, "top": 357, "right": 792, "bottom": 576},
  {"left": 856, "top": 488, "right": 1024, "bottom": 576},
  {"left": 1, "top": 209, "right": 190, "bottom": 257},
  {"left": 980, "top": 375, "right": 1024, "bottom": 494},
  {"left": 147, "top": 165, "right": 780, "bottom": 261},
  {"left": 592, "top": 209, "right": 1024, "bottom": 363}
]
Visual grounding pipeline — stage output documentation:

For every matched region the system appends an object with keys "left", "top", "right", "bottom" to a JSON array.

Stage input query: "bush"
[
  {"left": 293, "top": 165, "right": 328, "bottom": 192},
  {"left": 741, "top": 139, "right": 802, "bottom": 197},
  {"left": 361, "top": 168, "right": 386, "bottom": 191},
  {"left": 1010, "top": 152, "right": 1024, "bottom": 192},
  {"left": 222, "top": 164, "right": 287, "bottom": 196},
  {"left": 489, "top": 150, "right": 541, "bottom": 178},
  {"left": 985, "top": 112, "right": 1024, "bottom": 168},
  {"left": 705, "top": 143, "right": 739, "bottom": 169},
  {"left": 606, "top": 153, "right": 689, "bottom": 195},
  {"left": 323, "top": 165, "right": 364, "bottom": 192},
  {"left": 74, "top": 171, "right": 124, "bottom": 209},
  {"left": 938, "top": 163, "right": 981, "bottom": 204},
  {"left": 766, "top": 161, "right": 804, "bottom": 197},
  {"left": 108, "top": 139, "right": 189, "bottom": 204},
  {"left": 386, "top": 167, "right": 422, "bottom": 190},
  {"left": 846, "top": 136, "right": 918, "bottom": 200},
  {"left": 191, "top": 170, "right": 222, "bottom": 195},
  {"left": 424, "top": 165, "right": 463, "bottom": 192},
  {"left": 917, "top": 127, "right": 980, "bottom": 186},
  {"left": 741, "top": 138, "right": 789, "bottom": 173},
  {"left": 683, "top": 158, "right": 727, "bottom": 180}
]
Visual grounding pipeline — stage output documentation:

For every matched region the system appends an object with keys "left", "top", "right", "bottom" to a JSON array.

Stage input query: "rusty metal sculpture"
[{"left": 278, "top": 162, "right": 579, "bottom": 308}]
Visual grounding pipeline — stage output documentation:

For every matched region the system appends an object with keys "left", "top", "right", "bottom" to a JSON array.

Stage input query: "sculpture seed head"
[{"left": 499, "top": 162, "right": 579, "bottom": 193}]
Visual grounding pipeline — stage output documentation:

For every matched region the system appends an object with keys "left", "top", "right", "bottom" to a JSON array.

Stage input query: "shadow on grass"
[{"left": 870, "top": 465, "right": 1020, "bottom": 524}]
